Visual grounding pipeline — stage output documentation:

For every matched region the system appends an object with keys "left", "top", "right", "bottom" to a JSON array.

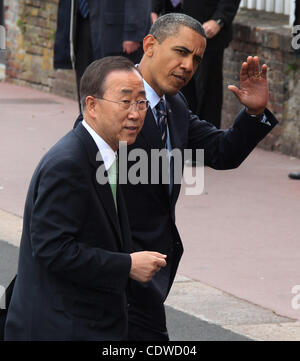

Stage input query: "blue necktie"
[
  {"left": 155, "top": 99, "right": 168, "bottom": 147},
  {"left": 78, "top": 0, "right": 89, "bottom": 18}
]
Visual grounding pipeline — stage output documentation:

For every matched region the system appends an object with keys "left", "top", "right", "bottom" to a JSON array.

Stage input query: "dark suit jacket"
[
  {"left": 4, "top": 123, "right": 132, "bottom": 341},
  {"left": 121, "top": 92, "right": 278, "bottom": 332},
  {"left": 152, "top": 0, "right": 241, "bottom": 49},
  {"left": 54, "top": 0, "right": 151, "bottom": 69}
]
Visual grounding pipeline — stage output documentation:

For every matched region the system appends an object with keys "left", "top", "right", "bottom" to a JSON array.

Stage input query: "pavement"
[{"left": 1, "top": 81, "right": 300, "bottom": 341}]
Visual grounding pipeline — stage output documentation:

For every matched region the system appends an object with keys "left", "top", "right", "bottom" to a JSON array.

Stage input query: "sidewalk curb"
[{"left": 167, "top": 275, "right": 300, "bottom": 341}]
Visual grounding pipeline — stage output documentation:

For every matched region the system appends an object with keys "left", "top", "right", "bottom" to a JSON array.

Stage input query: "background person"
[{"left": 54, "top": 0, "right": 152, "bottom": 112}]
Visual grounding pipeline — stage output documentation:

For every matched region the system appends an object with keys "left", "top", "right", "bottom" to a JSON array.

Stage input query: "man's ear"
[
  {"left": 85, "top": 96, "right": 98, "bottom": 118},
  {"left": 143, "top": 34, "right": 157, "bottom": 56}
]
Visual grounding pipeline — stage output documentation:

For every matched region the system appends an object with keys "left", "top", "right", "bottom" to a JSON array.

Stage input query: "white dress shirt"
[{"left": 82, "top": 119, "right": 117, "bottom": 172}]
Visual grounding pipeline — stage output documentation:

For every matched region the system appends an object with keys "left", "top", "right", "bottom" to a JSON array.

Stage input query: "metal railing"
[{"left": 240, "top": 0, "right": 295, "bottom": 25}]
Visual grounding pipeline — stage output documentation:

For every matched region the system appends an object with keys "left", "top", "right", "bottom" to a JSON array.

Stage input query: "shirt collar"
[
  {"left": 143, "top": 78, "right": 166, "bottom": 110},
  {"left": 82, "top": 119, "right": 116, "bottom": 171}
]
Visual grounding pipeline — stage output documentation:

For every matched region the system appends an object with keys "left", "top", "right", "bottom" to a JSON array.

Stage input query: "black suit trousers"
[
  {"left": 75, "top": 13, "right": 93, "bottom": 112},
  {"left": 181, "top": 48, "right": 225, "bottom": 129}
]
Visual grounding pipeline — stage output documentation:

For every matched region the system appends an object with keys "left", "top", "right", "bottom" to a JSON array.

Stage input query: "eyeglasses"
[{"left": 95, "top": 97, "right": 150, "bottom": 112}]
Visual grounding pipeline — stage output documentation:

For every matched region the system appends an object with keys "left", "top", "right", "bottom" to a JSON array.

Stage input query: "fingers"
[
  {"left": 154, "top": 256, "right": 167, "bottom": 269},
  {"left": 151, "top": 12, "right": 158, "bottom": 23},
  {"left": 123, "top": 41, "right": 140, "bottom": 54},
  {"left": 261, "top": 63, "right": 268, "bottom": 79},
  {"left": 239, "top": 61, "right": 249, "bottom": 82},
  {"left": 148, "top": 251, "right": 167, "bottom": 259},
  {"left": 147, "top": 252, "right": 167, "bottom": 269},
  {"left": 245, "top": 56, "right": 267, "bottom": 79},
  {"left": 129, "top": 251, "right": 168, "bottom": 283},
  {"left": 247, "top": 56, "right": 257, "bottom": 78},
  {"left": 227, "top": 85, "right": 240, "bottom": 98}
]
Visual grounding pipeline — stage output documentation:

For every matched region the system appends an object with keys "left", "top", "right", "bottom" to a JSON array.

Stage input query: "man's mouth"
[
  {"left": 125, "top": 126, "right": 139, "bottom": 132},
  {"left": 172, "top": 73, "right": 187, "bottom": 84}
]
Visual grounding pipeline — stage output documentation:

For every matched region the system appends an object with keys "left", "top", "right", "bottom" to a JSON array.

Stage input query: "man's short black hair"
[{"left": 80, "top": 56, "right": 139, "bottom": 111}]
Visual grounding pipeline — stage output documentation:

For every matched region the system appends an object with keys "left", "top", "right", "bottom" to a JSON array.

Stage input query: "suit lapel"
[
  {"left": 74, "top": 123, "right": 123, "bottom": 247},
  {"left": 94, "top": 172, "right": 123, "bottom": 248},
  {"left": 116, "top": 187, "right": 132, "bottom": 252}
]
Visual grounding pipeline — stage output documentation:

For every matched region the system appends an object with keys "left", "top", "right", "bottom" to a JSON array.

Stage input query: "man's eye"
[
  {"left": 121, "top": 100, "right": 130, "bottom": 104},
  {"left": 194, "top": 57, "right": 202, "bottom": 65}
]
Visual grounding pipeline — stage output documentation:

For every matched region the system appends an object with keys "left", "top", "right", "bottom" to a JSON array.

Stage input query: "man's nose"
[
  {"left": 127, "top": 106, "right": 140, "bottom": 119},
  {"left": 180, "top": 56, "right": 194, "bottom": 72}
]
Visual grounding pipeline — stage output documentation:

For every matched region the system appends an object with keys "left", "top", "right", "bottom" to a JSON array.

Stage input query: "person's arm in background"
[
  {"left": 151, "top": 0, "right": 164, "bottom": 23},
  {"left": 203, "top": 0, "right": 241, "bottom": 39},
  {"left": 123, "top": 0, "right": 152, "bottom": 54}
]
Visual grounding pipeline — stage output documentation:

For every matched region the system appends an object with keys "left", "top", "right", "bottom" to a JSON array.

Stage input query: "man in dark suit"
[
  {"left": 73, "top": 13, "right": 277, "bottom": 340},
  {"left": 120, "top": 13, "right": 277, "bottom": 340},
  {"left": 151, "top": 0, "right": 241, "bottom": 128},
  {"left": 4, "top": 56, "right": 167, "bottom": 341},
  {"left": 54, "top": 0, "right": 152, "bottom": 111}
]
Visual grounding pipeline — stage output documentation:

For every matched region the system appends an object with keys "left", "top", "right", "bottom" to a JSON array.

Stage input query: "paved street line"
[
  {"left": 1, "top": 212, "right": 299, "bottom": 341},
  {"left": 0, "top": 209, "right": 22, "bottom": 247},
  {"left": 167, "top": 275, "right": 300, "bottom": 341},
  {"left": 223, "top": 321, "right": 300, "bottom": 341}
]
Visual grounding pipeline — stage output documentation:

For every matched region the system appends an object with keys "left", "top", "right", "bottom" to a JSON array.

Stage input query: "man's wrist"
[
  {"left": 215, "top": 18, "right": 224, "bottom": 28},
  {"left": 245, "top": 107, "right": 265, "bottom": 116}
]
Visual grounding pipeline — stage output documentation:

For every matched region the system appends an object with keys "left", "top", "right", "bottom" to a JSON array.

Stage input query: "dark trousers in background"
[
  {"left": 74, "top": 13, "right": 144, "bottom": 113},
  {"left": 74, "top": 13, "right": 93, "bottom": 112},
  {"left": 181, "top": 48, "right": 224, "bottom": 129}
]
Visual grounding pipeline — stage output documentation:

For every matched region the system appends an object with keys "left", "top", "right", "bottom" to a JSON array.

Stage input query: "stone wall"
[
  {"left": 3, "top": 3, "right": 300, "bottom": 157},
  {"left": 4, "top": 0, "right": 76, "bottom": 99},
  {"left": 222, "top": 9, "right": 300, "bottom": 157}
]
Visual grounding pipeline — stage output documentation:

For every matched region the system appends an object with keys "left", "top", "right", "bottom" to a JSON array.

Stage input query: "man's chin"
[{"left": 164, "top": 86, "right": 181, "bottom": 96}]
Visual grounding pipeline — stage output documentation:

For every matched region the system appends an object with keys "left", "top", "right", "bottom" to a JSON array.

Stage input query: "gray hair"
[{"left": 149, "top": 13, "right": 206, "bottom": 43}]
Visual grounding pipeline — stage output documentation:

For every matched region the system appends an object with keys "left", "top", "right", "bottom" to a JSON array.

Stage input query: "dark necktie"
[
  {"left": 78, "top": 0, "right": 89, "bottom": 18},
  {"left": 171, "top": 0, "right": 181, "bottom": 7},
  {"left": 155, "top": 99, "right": 168, "bottom": 147}
]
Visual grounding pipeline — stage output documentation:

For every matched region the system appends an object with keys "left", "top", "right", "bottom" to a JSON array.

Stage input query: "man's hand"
[
  {"left": 130, "top": 251, "right": 167, "bottom": 283},
  {"left": 123, "top": 41, "right": 140, "bottom": 54},
  {"left": 228, "top": 56, "right": 269, "bottom": 115},
  {"left": 151, "top": 12, "right": 158, "bottom": 23},
  {"left": 203, "top": 20, "right": 221, "bottom": 39}
]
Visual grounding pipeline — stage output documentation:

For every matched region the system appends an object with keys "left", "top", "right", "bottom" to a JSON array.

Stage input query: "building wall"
[
  {"left": 4, "top": 0, "right": 76, "bottom": 99},
  {"left": 222, "top": 9, "right": 300, "bottom": 157},
  {"left": 4, "top": 3, "right": 300, "bottom": 157}
]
